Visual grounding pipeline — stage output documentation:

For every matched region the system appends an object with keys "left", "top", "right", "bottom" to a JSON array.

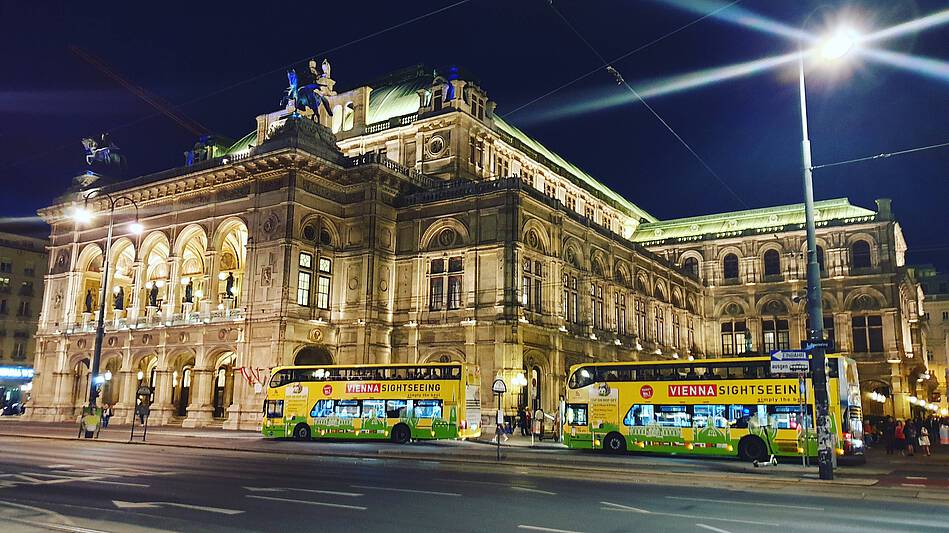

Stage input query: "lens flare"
[
  {"left": 653, "top": 0, "right": 809, "bottom": 41},
  {"left": 860, "top": 48, "right": 949, "bottom": 83},
  {"left": 863, "top": 8, "right": 949, "bottom": 44},
  {"left": 518, "top": 52, "right": 801, "bottom": 124}
]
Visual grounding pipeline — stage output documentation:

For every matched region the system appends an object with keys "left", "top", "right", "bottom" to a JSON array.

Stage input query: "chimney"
[{"left": 875, "top": 198, "right": 892, "bottom": 220}]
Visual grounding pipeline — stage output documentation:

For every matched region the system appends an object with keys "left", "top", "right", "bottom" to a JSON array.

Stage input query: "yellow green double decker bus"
[
  {"left": 263, "top": 363, "right": 481, "bottom": 443},
  {"left": 563, "top": 356, "right": 864, "bottom": 463}
]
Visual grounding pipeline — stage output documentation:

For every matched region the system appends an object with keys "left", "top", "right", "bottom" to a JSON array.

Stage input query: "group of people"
[{"left": 865, "top": 416, "right": 949, "bottom": 457}]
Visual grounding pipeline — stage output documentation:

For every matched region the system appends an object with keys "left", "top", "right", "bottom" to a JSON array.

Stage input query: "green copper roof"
[
  {"left": 225, "top": 130, "right": 257, "bottom": 155},
  {"left": 632, "top": 198, "right": 877, "bottom": 242},
  {"left": 494, "top": 117, "right": 656, "bottom": 222},
  {"left": 366, "top": 75, "right": 431, "bottom": 124}
]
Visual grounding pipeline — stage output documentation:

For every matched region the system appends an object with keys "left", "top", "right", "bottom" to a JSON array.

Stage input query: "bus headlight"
[{"left": 594, "top": 439, "right": 601, "bottom": 447}]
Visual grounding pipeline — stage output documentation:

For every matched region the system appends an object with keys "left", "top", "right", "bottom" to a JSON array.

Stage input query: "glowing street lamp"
[
  {"left": 820, "top": 28, "right": 860, "bottom": 60},
  {"left": 797, "top": 21, "right": 861, "bottom": 482}
]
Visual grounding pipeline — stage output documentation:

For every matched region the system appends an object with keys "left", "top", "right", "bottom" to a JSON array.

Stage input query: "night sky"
[{"left": 3, "top": 1, "right": 947, "bottom": 268}]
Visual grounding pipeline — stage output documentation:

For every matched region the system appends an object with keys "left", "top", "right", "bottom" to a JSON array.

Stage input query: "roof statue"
[
  {"left": 81, "top": 133, "right": 126, "bottom": 176},
  {"left": 282, "top": 68, "right": 334, "bottom": 117},
  {"left": 309, "top": 57, "right": 336, "bottom": 95}
]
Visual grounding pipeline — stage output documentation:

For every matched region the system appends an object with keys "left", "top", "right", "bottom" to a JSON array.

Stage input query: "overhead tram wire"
[
  {"left": 504, "top": 0, "right": 743, "bottom": 119},
  {"left": 810, "top": 141, "right": 949, "bottom": 170},
  {"left": 545, "top": 1, "right": 749, "bottom": 209},
  {"left": 2, "top": 0, "right": 474, "bottom": 171}
]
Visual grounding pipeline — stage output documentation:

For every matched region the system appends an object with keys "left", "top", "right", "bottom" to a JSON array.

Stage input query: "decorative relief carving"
[{"left": 262, "top": 213, "right": 280, "bottom": 235}]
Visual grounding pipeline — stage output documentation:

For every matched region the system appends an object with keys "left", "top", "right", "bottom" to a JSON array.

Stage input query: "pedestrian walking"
[
  {"left": 895, "top": 420, "right": 906, "bottom": 455},
  {"left": 883, "top": 417, "right": 896, "bottom": 455},
  {"left": 919, "top": 425, "right": 931, "bottom": 456},
  {"left": 521, "top": 407, "right": 532, "bottom": 436},
  {"left": 102, "top": 404, "right": 114, "bottom": 428},
  {"left": 905, "top": 421, "right": 917, "bottom": 457}
]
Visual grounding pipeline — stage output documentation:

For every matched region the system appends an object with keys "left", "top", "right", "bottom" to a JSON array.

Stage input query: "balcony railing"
[{"left": 60, "top": 307, "right": 245, "bottom": 335}]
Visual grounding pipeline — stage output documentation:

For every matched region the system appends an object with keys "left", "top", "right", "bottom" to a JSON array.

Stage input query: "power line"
[
  {"left": 503, "top": 0, "right": 743, "bottom": 119},
  {"left": 545, "top": 1, "right": 749, "bottom": 208},
  {"left": 811, "top": 141, "right": 949, "bottom": 170}
]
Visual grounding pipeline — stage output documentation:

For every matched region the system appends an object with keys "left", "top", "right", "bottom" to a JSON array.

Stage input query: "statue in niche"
[
  {"left": 114, "top": 286, "right": 125, "bottom": 310},
  {"left": 84, "top": 289, "right": 93, "bottom": 313},
  {"left": 225, "top": 272, "right": 235, "bottom": 298},
  {"left": 149, "top": 284, "right": 159, "bottom": 307},
  {"left": 184, "top": 281, "right": 194, "bottom": 303}
]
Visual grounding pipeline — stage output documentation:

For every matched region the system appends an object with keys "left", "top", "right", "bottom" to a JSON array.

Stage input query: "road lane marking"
[
  {"left": 601, "top": 506, "right": 778, "bottom": 527},
  {"left": 518, "top": 525, "right": 587, "bottom": 533},
  {"left": 350, "top": 484, "right": 461, "bottom": 497},
  {"left": 112, "top": 500, "right": 243, "bottom": 515},
  {"left": 901, "top": 483, "right": 927, "bottom": 488},
  {"left": 244, "top": 486, "right": 362, "bottom": 497},
  {"left": 600, "top": 501, "right": 650, "bottom": 513},
  {"left": 510, "top": 486, "right": 557, "bottom": 495},
  {"left": 46, "top": 464, "right": 74, "bottom": 469},
  {"left": 15, "top": 521, "right": 109, "bottom": 533},
  {"left": 81, "top": 479, "right": 150, "bottom": 487},
  {"left": 665, "top": 496, "right": 825, "bottom": 511},
  {"left": 696, "top": 524, "right": 733, "bottom": 533},
  {"left": 247, "top": 495, "right": 367, "bottom": 510},
  {"left": 905, "top": 476, "right": 927, "bottom": 480}
]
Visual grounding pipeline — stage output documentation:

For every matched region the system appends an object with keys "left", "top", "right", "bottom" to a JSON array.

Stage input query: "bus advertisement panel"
[
  {"left": 263, "top": 363, "right": 481, "bottom": 443},
  {"left": 563, "top": 356, "right": 864, "bottom": 463}
]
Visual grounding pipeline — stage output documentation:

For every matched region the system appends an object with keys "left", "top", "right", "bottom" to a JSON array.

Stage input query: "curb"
[{"left": 4, "top": 431, "right": 948, "bottom": 504}]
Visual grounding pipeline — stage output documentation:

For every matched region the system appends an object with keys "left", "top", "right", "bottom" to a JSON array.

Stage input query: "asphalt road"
[{"left": 0, "top": 436, "right": 946, "bottom": 533}]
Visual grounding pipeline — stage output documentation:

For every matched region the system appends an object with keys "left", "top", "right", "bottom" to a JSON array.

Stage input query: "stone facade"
[
  {"left": 919, "top": 268, "right": 949, "bottom": 416},
  {"left": 28, "top": 64, "right": 926, "bottom": 429},
  {"left": 0, "top": 232, "right": 46, "bottom": 373}
]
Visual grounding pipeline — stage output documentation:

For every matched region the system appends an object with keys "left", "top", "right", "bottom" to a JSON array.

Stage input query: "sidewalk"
[{"left": 3, "top": 419, "right": 949, "bottom": 502}]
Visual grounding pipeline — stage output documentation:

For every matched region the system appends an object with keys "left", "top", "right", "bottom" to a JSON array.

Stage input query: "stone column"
[
  {"left": 205, "top": 250, "right": 220, "bottom": 305},
  {"left": 153, "top": 370, "right": 176, "bottom": 424},
  {"left": 182, "top": 368, "right": 215, "bottom": 428},
  {"left": 116, "top": 369, "right": 137, "bottom": 424}
]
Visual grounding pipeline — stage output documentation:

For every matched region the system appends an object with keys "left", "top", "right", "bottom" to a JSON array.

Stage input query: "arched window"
[
  {"left": 683, "top": 257, "right": 699, "bottom": 277},
  {"left": 852, "top": 240, "right": 871, "bottom": 269},
  {"left": 763, "top": 249, "right": 781, "bottom": 277},
  {"left": 723, "top": 254, "right": 739, "bottom": 280},
  {"left": 816, "top": 246, "right": 826, "bottom": 272}
]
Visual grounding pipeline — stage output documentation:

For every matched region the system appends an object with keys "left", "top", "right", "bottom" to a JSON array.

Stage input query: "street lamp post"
[
  {"left": 797, "top": 28, "right": 858, "bottom": 481},
  {"left": 71, "top": 191, "right": 142, "bottom": 412}
]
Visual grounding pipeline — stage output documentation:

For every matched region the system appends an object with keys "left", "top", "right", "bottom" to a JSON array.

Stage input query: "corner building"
[{"left": 29, "top": 64, "right": 920, "bottom": 429}]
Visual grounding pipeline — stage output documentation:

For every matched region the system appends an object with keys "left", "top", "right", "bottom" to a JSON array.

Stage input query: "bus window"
[
  {"left": 270, "top": 370, "right": 291, "bottom": 388},
  {"left": 623, "top": 404, "right": 655, "bottom": 426},
  {"left": 414, "top": 400, "right": 443, "bottom": 418},
  {"left": 693, "top": 405, "right": 727, "bottom": 428},
  {"left": 449, "top": 366, "right": 461, "bottom": 379},
  {"left": 386, "top": 399, "right": 408, "bottom": 418},
  {"left": 656, "top": 405, "right": 690, "bottom": 427},
  {"left": 639, "top": 367, "right": 655, "bottom": 381},
  {"left": 568, "top": 368, "right": 596, "bottom": 389},
  {"left": 602, "top": 368, "right": 619, "bottom": 382},
  {"left": 706, "top": 366, "right": 725, "bottom": 379},
  {"left": 311, "top": 399, "right": 335, "bottom": 418},
  {"left": 657, "top": 367, "right": 676, "bottom": 381},
  {"left": 335, "top": 400, "right": 360, "bottom": 418},
  {"left": 362, "top": 399, "right": 385, "bottom": 419},
  {"left": 768, "top": 405, "right": 812, "bottom": 430},
  {"left": 265, "top": 400, "right": 284, "bottom": 418},
  {"left": 565, "top": 403, "right": 588, "bottom": 426},
  {"left": 728, "top": 404, "right": 767, "bottom": 428}
]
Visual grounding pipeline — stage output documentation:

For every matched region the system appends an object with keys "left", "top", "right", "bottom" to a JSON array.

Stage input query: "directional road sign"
[{"left": 771, "top": 350, "right": 809, "bottom": 374}]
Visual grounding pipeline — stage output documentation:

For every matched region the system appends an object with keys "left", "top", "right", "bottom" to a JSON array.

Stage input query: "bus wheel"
[
  {"left": 293, "top": 423, "right": 311, "bottom": 441},
  {"left": 603, "top": 432, "right": 626, "bottom": 454},
  {"left": 738, "top": 436, "right": 768, "bottom": 462},
  {"left": 391, "top": 424, "right": 411, "bottom": 444}
]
